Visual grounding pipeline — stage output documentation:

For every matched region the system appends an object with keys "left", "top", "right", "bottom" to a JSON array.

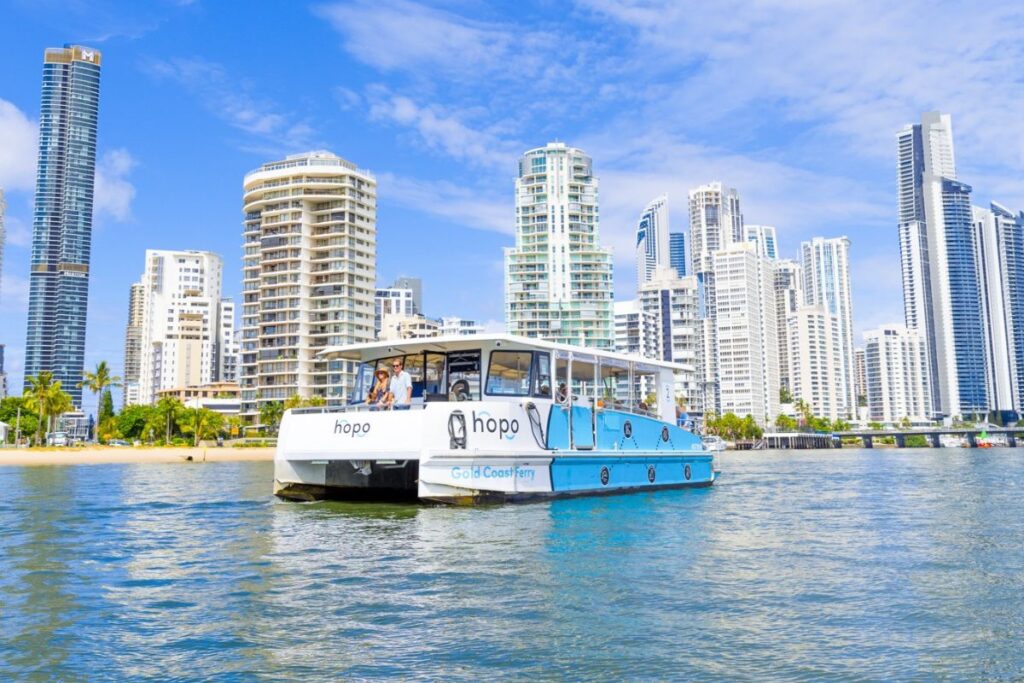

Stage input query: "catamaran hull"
[{"left": 274, "top": 452, "right": 716, "bottom": 505}]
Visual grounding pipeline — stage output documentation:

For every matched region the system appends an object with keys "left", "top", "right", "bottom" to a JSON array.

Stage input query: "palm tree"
[
  {"left": 147, "top": 396, "right": 184, "bottom": 444},
  {"left": 25, "top": 372, "right": 56, "bottom": 445},
  {"left": 177, "top": 407, "right": 225, "bottom": 447},
  {"left": 44, "top": 382, "right": 73, "bottom": 435},
  {"left": 79, "top": 361, "right": 122, "bottom": 424},
  {"left": 260, "top": 401, "right": 284, "bottom": 435}
]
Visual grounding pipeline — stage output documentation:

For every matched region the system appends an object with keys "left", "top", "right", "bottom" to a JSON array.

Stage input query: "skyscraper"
[
  {"left": 134, "top": 250, "right": 233, "bottom": 405},
  {"left": 712, "top": 242, "right": 778, "bottom": 426},
  {"left": 638, "top": 267, "right": 702, "bottom": 415},
  {"left": 669, "top": 232, "right": 686, "bottom": 277},
  {"left": 974, "top": 202, "right": 1024, "bottom": 417},
  {"left": 23, "top": 45, "right": 102, "bottom": 407},
  {"left": 773, "top": 259, "right": 802, "bottom": 395},
  {"left": 635, "top": 194, "right": 670, "bottom": 291},
  {"left": 863, "top": 325, "right": 931, "bottom": 423},
  {"left": 688, "top": 182, "right": 744, "bottom": 412},
  {"left": 801, "top": 237, "right": 856, "bottom": 418},
  {"left": 745, "top": 225, "right": 778, "bottom": 259},
  {"left": 786, "top": 305, "right": 844, "bottom": 420},
  {"left": 122, "top": 280, "right": 145, "bottom": 407},
  {"left": 241, "top": 151, "right": 377, "bottom": 420},
  {"left": 897, "top": 112, "right": 988, "bottom": 420},
  {"left": 505, "top": 142, "right": 613, "bottom": 348},
  {"left": 0, "top": 188, "right": 6, "bottom": 302}
]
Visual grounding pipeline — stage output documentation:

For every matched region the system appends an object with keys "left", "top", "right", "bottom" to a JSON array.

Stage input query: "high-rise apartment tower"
[
  {"left": 241, "top": 151, "right": 377, "bottom": 420},
  {"left": 505, "top": 143, "right": 613, "bottom": 348},
  {"left": 23, "top": 45, "right": 102, "bottom": 407}
]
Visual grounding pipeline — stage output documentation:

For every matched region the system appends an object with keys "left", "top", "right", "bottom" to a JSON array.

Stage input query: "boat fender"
[
  {"left": 623, "top": 420, "right": 632, "bottom": 438},
  {"left": 647, "top": 465, "right": 656, "bottom": 483},
  {"left": 600, "top": 466, "right": 610, "bottom": 486},
  {"left": 448, "top": 410, "right": 467, "bottom": 450},
  {"left": 684, "top": 464, "right": 692, "bottom": 481},
  {"left": 661, "top": 427, "right": 670, "bottom": 442}
]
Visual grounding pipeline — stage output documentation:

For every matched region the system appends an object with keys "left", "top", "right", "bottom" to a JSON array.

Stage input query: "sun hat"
[{"left": 375, "top": 368, "right": 389, "bottom": 378}]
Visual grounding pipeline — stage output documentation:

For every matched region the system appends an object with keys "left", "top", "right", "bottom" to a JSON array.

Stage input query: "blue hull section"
[{"left": 550, "top": 453, "right": 715, "bottom": 493}]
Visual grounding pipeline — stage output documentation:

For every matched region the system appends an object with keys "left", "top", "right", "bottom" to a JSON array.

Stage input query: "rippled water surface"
[{"left": 2, "top": 449, "right": 1023, "bottom": 681}]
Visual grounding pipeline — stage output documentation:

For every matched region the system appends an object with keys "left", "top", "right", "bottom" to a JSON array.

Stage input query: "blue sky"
[{"left": 1, "top": 0, "right": 1023, "bottom": 414}]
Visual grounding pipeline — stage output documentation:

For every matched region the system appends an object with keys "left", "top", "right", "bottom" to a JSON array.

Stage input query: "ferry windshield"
[{"left": 352, "top": 349, "right": 482, "bottom": 404}]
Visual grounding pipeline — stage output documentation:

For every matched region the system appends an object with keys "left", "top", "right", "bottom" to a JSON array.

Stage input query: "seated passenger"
[
  {"left": 555, "top": 383, "right": 569, "bottom": 404},
  {"left": 367, "top": 368, "right": 391, "bottom": 409},
  {"left": 449, "top": 379, "right": 471, "bottom": 402}
]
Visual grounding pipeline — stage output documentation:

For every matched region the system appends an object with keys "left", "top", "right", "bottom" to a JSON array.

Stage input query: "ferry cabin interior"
[{"left": 322, "top": 334, "right": 688, "bottom": 448}]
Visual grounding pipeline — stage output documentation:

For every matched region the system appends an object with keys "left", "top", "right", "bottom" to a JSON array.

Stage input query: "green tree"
[
  {"left": 779, "top": 387, "right": 793, "bottom": 404},
  {"left": 741, "top": 414, "right": 763, "bottom": 440},
  {"left": 831, "top": 418, "right": 852, "bottom": 432},
  {"left": 79, "top": 361, "right": 122, "bottom": 426},
  {"left": 898, "top": 415, "right": 913, "bottom": 429},
  {"left": 116, "top": 404, "right": 153, "bottom": 440},
  {"left": 25, "top": 372, "right": 57, "bottom": 445},
  {"left": 260, "top": 401, "right": 284, "bottom": 435},
  {"left": 177, "top": 407, "right": 226, "bottom": 447},
  {"left": 775, "top": 413, "right": 798, "bottom": 432},
  {"left": 147, "top": 397, "right": 184, "bottom": 444},
  {"left": 867, "top": 421, "right": 885, "bottom": 431},
  {"left": 98, "top": 416, "right": 121, "bottom": 443},
  {"left": 43, "top": 382, "right": 73, "bottom": 437},
  {"left": 99, "top": 390, "right": 115, "bottom": 425},
  {"left": 0, "top": 397, "right": 40, "bottom": 445}
]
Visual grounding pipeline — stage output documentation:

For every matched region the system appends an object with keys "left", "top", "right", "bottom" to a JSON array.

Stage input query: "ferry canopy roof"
[{"left": 319, "top": 333, "right": 690, "bottom": 375}]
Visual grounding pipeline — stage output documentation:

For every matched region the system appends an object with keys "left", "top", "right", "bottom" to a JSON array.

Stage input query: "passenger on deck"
[
  {"left": 555, "top": 383, "right": 569, "bottom": 404},
  {"left": 388, "top": 358, "right": 413, "bottom": 410},
  {"left": 368, "top": 368, "right": 391, "bottom": 409}
]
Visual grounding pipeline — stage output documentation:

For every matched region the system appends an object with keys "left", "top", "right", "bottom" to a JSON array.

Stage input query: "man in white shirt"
[{"left": 388, "top": 358, "right": 413, "bottom": 409}]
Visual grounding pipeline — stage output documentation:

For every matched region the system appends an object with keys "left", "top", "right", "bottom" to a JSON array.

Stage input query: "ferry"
[{"left": 273, "top": 334, "right": 718, "bottom": 505}]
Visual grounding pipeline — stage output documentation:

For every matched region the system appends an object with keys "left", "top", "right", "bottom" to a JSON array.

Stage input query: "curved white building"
[
  {"left": 505, "top": 143, "right": 613, "bottom": 349},
  {"left": 241, "top": 151, "right": 377, "bottom": 421}
]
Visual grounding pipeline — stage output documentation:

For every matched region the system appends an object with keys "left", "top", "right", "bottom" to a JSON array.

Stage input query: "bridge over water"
[{"left": 762, "top": 428, "right": 1024, "bottom": 449}]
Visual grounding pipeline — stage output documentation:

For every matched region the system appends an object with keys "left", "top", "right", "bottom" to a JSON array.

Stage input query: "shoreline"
[{"left": 0, "top": 447, "right": 275, "bottom": 467}]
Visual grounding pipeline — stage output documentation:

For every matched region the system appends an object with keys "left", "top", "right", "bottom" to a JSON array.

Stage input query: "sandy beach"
[{"left": 0, "top": 447, "right": 275, "bottom": 467}]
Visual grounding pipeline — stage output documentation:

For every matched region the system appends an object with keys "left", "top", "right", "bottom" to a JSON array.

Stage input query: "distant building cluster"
[
  {"left": 869, "top": 112, "right": 1024, "bottom": 423},
  {"left": 5, "top": 43, "right": 1020, "bottom": 432}
]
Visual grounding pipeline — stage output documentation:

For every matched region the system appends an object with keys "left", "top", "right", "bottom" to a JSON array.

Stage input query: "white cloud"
[
  {"left": 378, "top": 172, "right": 511, "bottom": 235},
  {"left": 0, "top": 99, "right": 38, "bottom": 192},
  {"left": 94, "top": 149, "right": 138, "bottom": 222},
  {"left": 4, "top": 215, "right": 32, "bottom": 247},
  {"left": 142, "top": 57, "right": 316, "bottom": 152},
  {"left": 366, "top": 88, "right": 520, "bottom": 168},
  {"left": 0, "top": 272, "right": 30, "bottom": 313}
]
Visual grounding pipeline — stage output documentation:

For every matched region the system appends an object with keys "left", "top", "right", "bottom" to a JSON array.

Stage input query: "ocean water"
[{"left": 1, "top": 448, "right": 1022, "bottom": 681}]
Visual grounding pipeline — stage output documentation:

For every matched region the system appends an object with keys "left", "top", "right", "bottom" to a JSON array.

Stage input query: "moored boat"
[{"left": 273, "top": 334, "right": 717, "bottom": 504}]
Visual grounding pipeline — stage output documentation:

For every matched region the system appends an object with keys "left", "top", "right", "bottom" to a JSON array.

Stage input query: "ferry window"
[
  {"left": 424, "top": 353, "right": 445, "bottom": 395},
  {"left": 486, "top": 351, "right": 533, "bottom": 396},
  {"left": 447, "top": 351, "right": 481, "bottom": 401},
  {"left": 532, "top": 353, "right": 551, "bottom": 397},
  {"left": 404, "top": 354, "right": 425, "bottom": 382},
  {"left": 404, "top": 354, "right": 425, "bottom": 398}
]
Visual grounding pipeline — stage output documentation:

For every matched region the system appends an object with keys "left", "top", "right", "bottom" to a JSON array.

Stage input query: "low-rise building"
[{"left": 863, "top": 325, "right": 931, "bottom": 423}]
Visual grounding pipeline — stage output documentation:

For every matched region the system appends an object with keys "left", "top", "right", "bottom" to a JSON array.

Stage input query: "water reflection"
[{"left": 0, "top": 452, "right": 1022, "bottom": 680}]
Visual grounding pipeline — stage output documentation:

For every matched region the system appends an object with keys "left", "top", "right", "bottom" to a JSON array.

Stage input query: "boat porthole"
[
  {"left": 684, "top": 464, "right": 692, "bottom": 481},
  {"left": 647, "top": 465, "right": 656, "bottom": 483},
  {"left": 623, "top": 420, "right": 632, "bottom": 438},
  {"left": 600, "top": 466, "right": 610, "bottom": 486},
  {"left": 661, "top": 427, "right": 670, "bottom": 442}
]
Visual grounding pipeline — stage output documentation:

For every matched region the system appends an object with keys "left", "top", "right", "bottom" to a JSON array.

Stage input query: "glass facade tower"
[{"left": 23, "top": 45, "right": 102, "bottom": 407}]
